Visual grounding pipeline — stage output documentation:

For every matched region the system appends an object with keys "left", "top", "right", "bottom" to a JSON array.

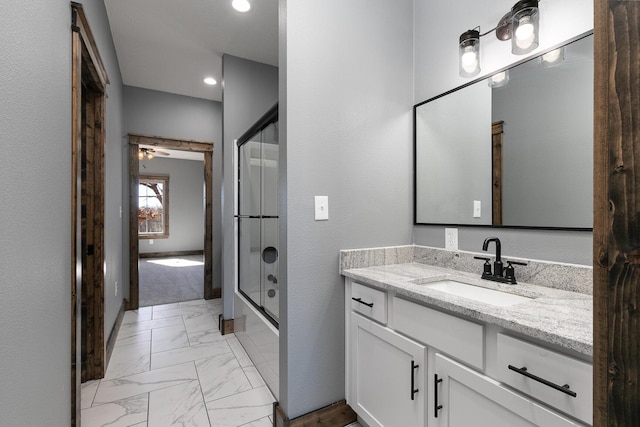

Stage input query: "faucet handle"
[
  {"left": 474, "top": 256, "right": 492, "bottom": 276},
  {"left": 506, "top": 260, "right": 528, "bottom": 266}
]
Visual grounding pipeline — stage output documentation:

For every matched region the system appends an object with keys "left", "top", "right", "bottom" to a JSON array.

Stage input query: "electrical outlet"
[
  {"left": 149, "top": 239, "right": 154, "bottom": 245},
  {"left": 445, "top": 228, "right": 458, "bottom": 250},
  {"left": 115, "top": 281, "right": 118, "bottom": 297}
]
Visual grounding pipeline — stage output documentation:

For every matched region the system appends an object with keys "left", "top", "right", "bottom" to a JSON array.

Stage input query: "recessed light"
[
  {"left": 232, "top": 0, "right": 251, "bottom": 13},
  {"left": 203, "top": 77, "right": 217, "bottom": 85}
]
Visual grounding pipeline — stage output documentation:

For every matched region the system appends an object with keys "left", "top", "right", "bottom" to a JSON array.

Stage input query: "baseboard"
[
  {"left": 218, "top": 314, "right": 234, "bottom": 335},
  {"left": 105, "top": 299, "right": 127, "bottom": 367},
  {"left": 273, "top": 400, "right": 357, "bottom": 427},
  {"left": 212, "top": 287, "right": 222, "bottom": 299},
  {"left": 139, "top": 250, "right": 204, "bottom": 259}
]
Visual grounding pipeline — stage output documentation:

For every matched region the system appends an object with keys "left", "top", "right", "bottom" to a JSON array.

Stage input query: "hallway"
[{"left": 81, "top": 299, "right": 275, "bottom": 426}]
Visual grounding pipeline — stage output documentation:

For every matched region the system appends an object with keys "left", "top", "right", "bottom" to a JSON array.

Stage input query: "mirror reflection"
[{"left": 415, "top": 34, "right": 593, "bottom": 229}]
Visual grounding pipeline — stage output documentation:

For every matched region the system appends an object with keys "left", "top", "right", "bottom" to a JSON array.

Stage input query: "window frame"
[{"left": 138, "top": 174, "right": 170, "bottom": 239}]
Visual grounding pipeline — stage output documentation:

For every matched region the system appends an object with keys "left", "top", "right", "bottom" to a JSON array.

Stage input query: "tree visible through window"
[{"left": 138, "top": 175, "right": 169, "bottom": 238}]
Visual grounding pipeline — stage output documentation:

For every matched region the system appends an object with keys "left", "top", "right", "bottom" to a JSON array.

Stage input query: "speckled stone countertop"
[{"left": 341, "top": 262, "right": 593, "bottom": 358}]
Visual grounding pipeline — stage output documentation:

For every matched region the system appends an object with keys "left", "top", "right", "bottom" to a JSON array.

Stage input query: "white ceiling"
[{"left": 104, "top": 0, "right": 279, "bottom": 102}]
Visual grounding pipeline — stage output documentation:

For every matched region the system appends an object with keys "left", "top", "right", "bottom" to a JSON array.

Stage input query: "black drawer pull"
[
  {"left": 411, "top": 361, "right": 419, "bottom": 400},
  {"left": 508, "top": 365, "right": 577, "bottom": 397},
  {"left": 351, "top": 297, "right": 374, "bottom": 308},
  {"left": 434, "top": 374, "right": 443, "bottom": 417}
]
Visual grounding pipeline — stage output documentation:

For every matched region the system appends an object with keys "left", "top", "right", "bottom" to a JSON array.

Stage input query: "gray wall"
[
  {"left": 123, "top": 86, "right": 222, "bottom": 290},
  {"left": 280, "top": 0, "right": 414, "bottom": 418},
  {"left": 0, "top": 1, "right": 124, "bottom": 424},
  {"left": 221, "top": 55, "right": 278, "bottom": 318},
  {"left": 138, "top": 157, "right": 205, "bottom": 254},
  {"left": 413, "top": 0, "right": 594, "bottom": 266}
]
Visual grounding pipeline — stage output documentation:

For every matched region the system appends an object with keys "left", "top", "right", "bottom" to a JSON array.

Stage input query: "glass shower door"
[{"left": 237, "top": 105, "right": 279, "bottom": 326}]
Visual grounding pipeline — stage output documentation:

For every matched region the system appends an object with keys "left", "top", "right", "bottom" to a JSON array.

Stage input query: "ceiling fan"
[{"left": 138, "top": 147, "right": 170, "bottom": 160}]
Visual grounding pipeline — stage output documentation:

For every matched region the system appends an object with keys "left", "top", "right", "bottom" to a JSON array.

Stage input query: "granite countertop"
[{"left": 342, "top": 262, "right": 593, "bottom": 357}]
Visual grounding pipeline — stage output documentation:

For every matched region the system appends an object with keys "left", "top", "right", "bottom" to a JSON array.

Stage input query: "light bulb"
[
  {"left": 515, "top": 16, "right": 534, "bottom": 40},
  {"left": 146, "top": 152, "right": 154, "bottom": 160},
  {"left": 203, "top": 77, "right": 217, "bottom": 85},
  {"left": 461, "top": 49, "right": 478, "bottom": 74},
  {"left": 232, "top": 0, "right": 251, "bottom": 12},
  {"left": 138, "top": 150, "right": 144, "bottom": 160}
]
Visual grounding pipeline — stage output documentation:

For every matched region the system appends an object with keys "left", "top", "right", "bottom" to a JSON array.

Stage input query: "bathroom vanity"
[{"left": 341, "top": 246, "right": 593, "bottom": 427}]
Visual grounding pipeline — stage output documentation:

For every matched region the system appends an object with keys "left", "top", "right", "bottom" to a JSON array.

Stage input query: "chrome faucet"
[{"left": 474, "top": 237, "right": 527, "bottom": 284}]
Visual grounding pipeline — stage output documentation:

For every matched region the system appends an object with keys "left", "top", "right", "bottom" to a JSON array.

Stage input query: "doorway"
[
  {"left": 128, "top": 134, "right": 214, "bottom": 310},
  {"left": 71, "top": 3, "right": 109, "bottom": 425}
]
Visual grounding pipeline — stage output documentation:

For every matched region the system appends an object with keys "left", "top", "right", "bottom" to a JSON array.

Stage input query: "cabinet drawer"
[
  {"left": 496, "top": 334, "right": 592, "bottom": 424},
  {"left": 394, "top": 297, "right": 484, "bottom": 370},
  {"left": 351, "top": 282, "right": 387, "bottom": 324}
]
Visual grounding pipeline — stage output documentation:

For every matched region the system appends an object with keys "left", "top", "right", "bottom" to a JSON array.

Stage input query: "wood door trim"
[
  {"left": 71, "top": 3, "right": 108, "bottom": 425},
  {"left": 491, "top": 121, "right": 504, "bottom": 226},
  {"left": 594, "top": 1, "right": 640, "bottom": 425},
  {"left": 128, "top": 135, "right": 215, "bottom": 310}
]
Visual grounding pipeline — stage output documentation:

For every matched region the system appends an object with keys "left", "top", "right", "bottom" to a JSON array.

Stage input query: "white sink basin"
[{"left": 416, "top": 279, "right": 532, "bottom": 307}]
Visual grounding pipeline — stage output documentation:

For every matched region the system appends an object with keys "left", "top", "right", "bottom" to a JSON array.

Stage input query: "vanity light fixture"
[
  {"left": 459, "top": 0, "right": 540, "bottom": 78},
  {"left": 541, "top": 47, "right": 564, "bottom": 67},
  {"left": 459, "top": 29, "right": 481, "bottom": 77},
  {"left": 489, "top": 70, "right": 509, "bottom": 88},
  {"left": 232, "top": 0, "right": 251, "bottom": 13}
]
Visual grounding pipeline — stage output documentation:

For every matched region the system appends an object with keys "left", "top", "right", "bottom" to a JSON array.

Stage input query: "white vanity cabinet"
[
  {"left": 349, "top": 313, "right": 427, "bottom": 427},
  {"left": 433, "top": 354, "right": 583, "bottom": 427},
  {"left": 344, "top": 279, "right": 592, "bottom": 427}
]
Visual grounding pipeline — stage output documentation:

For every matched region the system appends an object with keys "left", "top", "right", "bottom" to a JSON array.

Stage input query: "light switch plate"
[
  {"left": 315, "top": 196, "right": 329, "bottom": 220},
  {"left": 473, "top": 200, "right": 481, "bottom": 218}
]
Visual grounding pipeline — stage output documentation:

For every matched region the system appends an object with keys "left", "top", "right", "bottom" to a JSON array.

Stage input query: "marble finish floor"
[
  {"left": 81, "top": 299, "right": 275, "bottom": 426},
  {"left": 139, "top": 256, "right": 205, "bottom": 307}
]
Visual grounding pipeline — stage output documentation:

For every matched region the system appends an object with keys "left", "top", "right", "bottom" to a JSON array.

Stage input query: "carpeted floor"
[{"left": 138, "top": 255, "right": 205, "bottom": 307}]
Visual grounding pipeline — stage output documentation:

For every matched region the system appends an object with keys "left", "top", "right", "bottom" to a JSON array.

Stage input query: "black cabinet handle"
[
  {"left": 411, "top": 361, "right": 419, "bottom": 400},
  {"left": 351, "top": 297, "right": 374, "bottom": 308},
  {"left": 434, "top": 374, "right": 443, "bottom": 417},
  {"left": 508, "top": 365, "right": 577, "bottom": 397}
]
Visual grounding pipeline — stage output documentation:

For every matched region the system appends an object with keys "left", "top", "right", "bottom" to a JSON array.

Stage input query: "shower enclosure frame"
[{"left": 236, "top": 103, "right": 279, "bottom": 328}]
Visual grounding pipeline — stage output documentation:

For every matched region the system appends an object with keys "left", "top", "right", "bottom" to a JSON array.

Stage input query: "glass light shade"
[
  {"left": 511, "top": 0, "right": 539, "bottom": 55},
  {"left": 459, "top": 30, "right": 481, "bottom": 78},
  {"left": 138, "top": 150, "right": 144, "bottom": 160},
  {"left": 146, "top": 152, "right": 154, "bottom": 160},
  {"left": 541, "top": 47, "right": 564, "bottom": 67},
  {"left": 489, "top": 70, "right": 509, "bottom": 88}
]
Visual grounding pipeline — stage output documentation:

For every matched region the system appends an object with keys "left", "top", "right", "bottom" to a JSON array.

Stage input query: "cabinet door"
[
  {"left": 433, "top": 354, "right": 585, "bottom": 427},
  {"left": 350, "top": 313, "right": 426, "bottom": 427}
]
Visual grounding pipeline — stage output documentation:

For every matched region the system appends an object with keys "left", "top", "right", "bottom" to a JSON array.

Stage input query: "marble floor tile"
[
  {"left": 122, "top": 307, "right": 153, "bottom": 324},
  {"left": 188, "top": 329, "right": 226, "bottom": 346},
  {"left": 117, "top": 316, "right": 184, "bottom": 339},
  {"left": 243, "top": 366, "right": 266, "bottom": 389},
  {"left": 196, "top": 352, "right": 252, "bottom": 402},
  {"left": 116, "top": 329, "right": 152, "bottom": 347},
  {"left": 148, "top": 380, "right": 210, "bottom": 427},
  {"left": 184, "top": 311, "right": 218, "bottom": 335},
  {"left": 104, "top": 340, "right": 151, "bottom": 380},
  {"left": 206, "top": 386, "right": 275, "bottom": 427},
  {"left": 94, "top": 362, "right": 198, "bottom": 405},
  {"left": 152, "top": 324, "right": 190, "bottom": 354},
  {"left": 153, "top": 303, "right": 210, "bottom": 320},
  {"left": 226, "top": 335, "right": 253, "bottom": 368},
  {"left": 81, "top": 380, "right": 100, "bottom": 410},
  {"left": 181, "top": 299, "right": 206, "bottom": 307},
  {"left": 81, "top": 393, "right": 148, "bottom": 427},
  {"left": 153, "top": 302, "right": 181, "bottom": 312},
  {"left": 151, "top": 341, "right": 232, "bottom": 370},
  {"left": 240, "top": 416, "right": 272, "bottom": 427}
]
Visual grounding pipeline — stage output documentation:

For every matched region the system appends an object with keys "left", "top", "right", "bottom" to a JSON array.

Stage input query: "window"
[{"left": 138, "top": 175, "right": 169, "bottom": 238}]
